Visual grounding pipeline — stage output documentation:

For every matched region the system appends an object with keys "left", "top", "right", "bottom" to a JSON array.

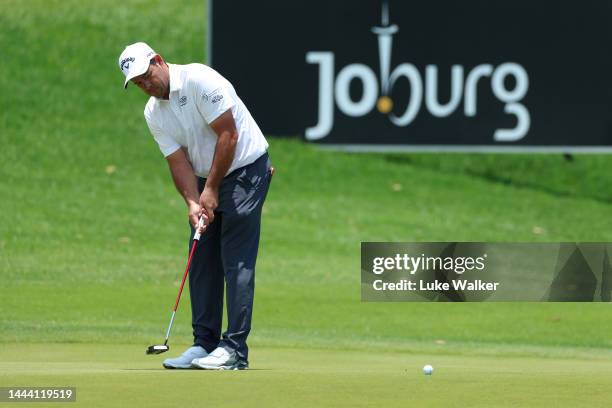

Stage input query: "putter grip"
[{"left": 193, "top": 217, "right": 205, "bottom": 241}]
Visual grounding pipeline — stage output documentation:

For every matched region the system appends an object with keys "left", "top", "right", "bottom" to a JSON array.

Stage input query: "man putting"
[{"left": 118, "top": 42, "right": 272, "bottom": 370}]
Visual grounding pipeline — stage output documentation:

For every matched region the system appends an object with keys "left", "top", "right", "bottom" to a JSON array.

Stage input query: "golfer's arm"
[
  {"left": 165, "top": 148, "right": 200, "bottom": 207},
  {"left": 205, "top": 110, "right": 239, "bottom": 190}
]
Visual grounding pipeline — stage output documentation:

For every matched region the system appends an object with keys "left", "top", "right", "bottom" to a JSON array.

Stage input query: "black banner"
[{"left": 210, "top": 0, "right": 612, "bottom": 151}]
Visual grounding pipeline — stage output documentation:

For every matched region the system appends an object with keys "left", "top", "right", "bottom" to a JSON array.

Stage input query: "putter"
[{"left": 146, "top": 217, "right": 206, "bottom": 355}]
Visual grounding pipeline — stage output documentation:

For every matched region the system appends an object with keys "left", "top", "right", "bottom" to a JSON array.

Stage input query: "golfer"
[{"left": 118, "top": 42, "right": 272, "bottom": 370}]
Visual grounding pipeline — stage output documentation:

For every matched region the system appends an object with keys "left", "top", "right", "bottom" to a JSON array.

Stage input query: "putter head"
[{"left": 146, "top": 344, "right": 169, "bottom": 355}]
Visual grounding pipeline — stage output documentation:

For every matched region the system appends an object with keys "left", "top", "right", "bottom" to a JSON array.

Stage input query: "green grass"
[
  {"left": 2, "top": 344, "right": 611, "bottom": 408},
  {"left": 1, "top": 0, "right": 612, "bottom": 406}
]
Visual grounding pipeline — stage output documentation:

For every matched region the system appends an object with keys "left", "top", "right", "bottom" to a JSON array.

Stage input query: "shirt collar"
[{"left": 168, "top": 63, "right": 183, "bottom": 94}]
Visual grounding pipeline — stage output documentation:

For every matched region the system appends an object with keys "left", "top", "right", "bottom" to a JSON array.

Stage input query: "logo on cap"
[{"left": 120, "top": 57, "right": 135, "bottom": 72}]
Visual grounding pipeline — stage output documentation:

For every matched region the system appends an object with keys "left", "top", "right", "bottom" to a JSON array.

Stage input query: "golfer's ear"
[
  {"left": 152, "top": 54, "right": 165, "bottom": 65},
  {"left": 210, "top": 109, "right": 238, "bottom": 140}
]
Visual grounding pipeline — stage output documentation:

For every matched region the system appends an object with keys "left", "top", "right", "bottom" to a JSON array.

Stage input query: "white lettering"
[
  {"left": 305, "top": 52, "right": 334, "bottom": 140},
  {"left": 372, "top": 257, "right": 385, "bottom": 274},
  {"left": 492, "top": 63, "right": 530, "bottom": 142},
  {"left": 305, "top": 12, "right": 531, "bottom": 143},
  {"left": 464, "top": 64, "right": 493, "bottom": 116},
  {"left": 426, "top": 65, "right": 464, "bottom": 117},
  {"left": 388, "top": 63, "right": 422, "bottom": 126},
  {"left": 335, "top": 64, "right": 378, "bottom": 117}
]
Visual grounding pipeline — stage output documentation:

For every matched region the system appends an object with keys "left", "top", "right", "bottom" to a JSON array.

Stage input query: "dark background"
[{"left": 211, "top": 0, "right": 612, "bottom": 149}]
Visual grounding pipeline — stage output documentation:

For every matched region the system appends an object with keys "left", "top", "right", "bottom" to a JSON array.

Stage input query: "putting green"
[
  {"left": 2, "top": 1, "right": 612, "bottom": 407},
  {"left": 1, "top": 344, "right": 610, "bottom": 407}
]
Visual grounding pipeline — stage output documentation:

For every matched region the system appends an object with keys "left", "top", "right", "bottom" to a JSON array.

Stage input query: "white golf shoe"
[
  {"left": 162, "top": 345, "right": 208, "bottom": 369},
  {"left": 191, "top": 346, "right": 248, "bottom": 370}
]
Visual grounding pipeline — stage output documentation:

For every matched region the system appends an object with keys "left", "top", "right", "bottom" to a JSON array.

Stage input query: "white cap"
[{"left": 118, "top": 42, "right": 157, "bottom": 89}]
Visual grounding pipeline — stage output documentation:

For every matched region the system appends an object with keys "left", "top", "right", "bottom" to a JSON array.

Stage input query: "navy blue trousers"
[{"left": 188, "top": 153, "right": 272, "bottom": 362}]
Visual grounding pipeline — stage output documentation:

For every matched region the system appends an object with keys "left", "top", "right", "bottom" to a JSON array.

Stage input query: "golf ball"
[{"left": 423, "top": 364, "right": 433, "bottom": 375}]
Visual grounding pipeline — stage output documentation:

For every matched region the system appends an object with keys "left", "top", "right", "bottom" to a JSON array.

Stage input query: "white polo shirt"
[{"left": 144, "top": 63, "right": 268, "bottom": 177}]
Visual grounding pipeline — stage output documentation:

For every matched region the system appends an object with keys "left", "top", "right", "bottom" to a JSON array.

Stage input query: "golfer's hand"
[
  {"left": 188, "top": 202, "right": 207, "bottom": 234},
  {"left": 200, "top": 186, "right": 218, "bottom": 225}
]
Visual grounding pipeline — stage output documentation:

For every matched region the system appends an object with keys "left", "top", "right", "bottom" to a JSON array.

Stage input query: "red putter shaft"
[
  {"left": 162, "top": 217, "right": 206, "bottom": 345},
  {"left": 173, "top": 235, "right": 199, "bottom": 312}
]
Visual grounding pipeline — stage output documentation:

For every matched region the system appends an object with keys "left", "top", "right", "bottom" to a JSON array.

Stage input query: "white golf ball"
[{"left": 423, "top": 364, "right": 433, "bottom": 375}]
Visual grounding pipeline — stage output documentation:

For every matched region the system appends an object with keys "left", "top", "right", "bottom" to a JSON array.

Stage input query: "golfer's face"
[{"left": 132, "top": 63, "right": 168, "bottom": 98}]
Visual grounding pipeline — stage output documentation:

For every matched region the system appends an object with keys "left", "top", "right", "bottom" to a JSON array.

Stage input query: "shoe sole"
[
  {"left": 163, "top": 363, "right": 197, "bottom": 369},
  {"left": 191, "top": 362, "right": 248, "bottom": 370}
]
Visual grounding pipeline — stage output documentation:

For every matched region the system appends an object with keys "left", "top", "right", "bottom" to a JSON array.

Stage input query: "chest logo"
[{"left": 179, "top": 96, "right": 188, "bottom": 106}]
